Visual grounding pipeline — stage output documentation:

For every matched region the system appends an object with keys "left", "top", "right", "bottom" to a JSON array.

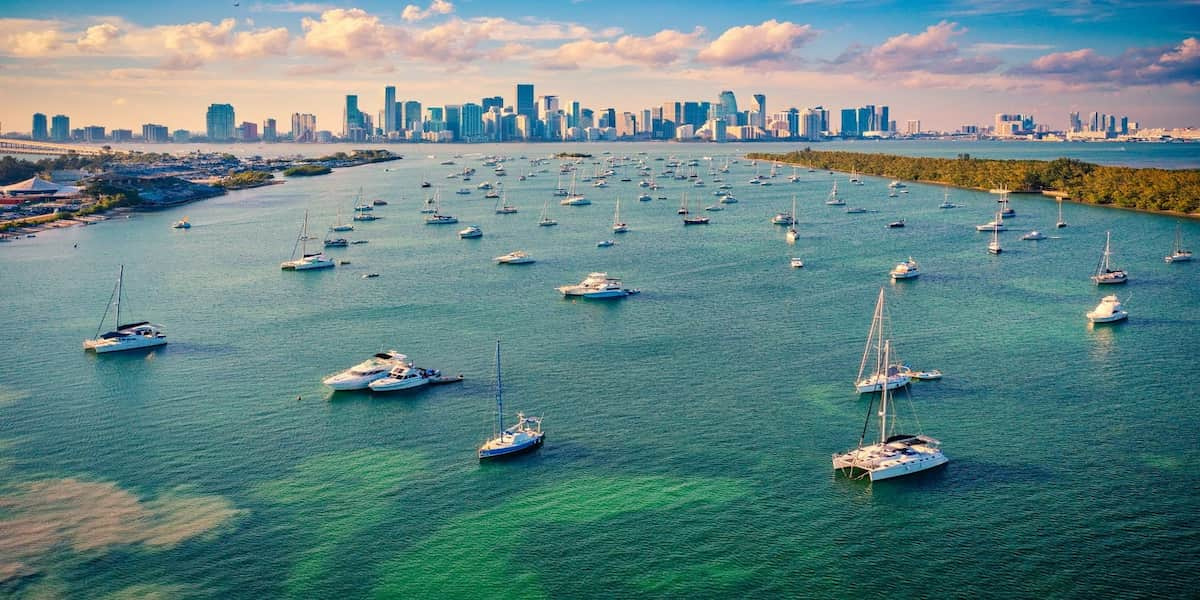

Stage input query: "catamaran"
[
  {"left": 561, "top": 172, "right": 589, "bottom": 205},
  {"left": 281, "top": 210, "right": 335, "bottom": 270},
  {"left": 538, "top": 197, "right": 557, "bottom": 226},
  {"left": 478, "top": 341, "right": 545, "bottom": 460},
  {"left": 854, "top": 288, "right": 912, "bottom": 393},
  {"left": 825, "top": 181, "right": 844, "bottom": 206},
  {"left": 1092, "top": 231, "right": 1127, "bottom": 284},
  {"left": 1165, "top": 223, "right": 1192, "bottom": 263},
  {"left": 82, "top": 265, "right": 167, "bottom": 353},
  {"left": 612, "top": 197, "right": 628, "bottom": 233},
  {"left": 833, "top": 336, "right": 948, "bottom": 482}
]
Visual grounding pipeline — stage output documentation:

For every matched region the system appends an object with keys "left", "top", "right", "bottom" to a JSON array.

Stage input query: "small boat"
[
  {"left": 975, "top": 212, "right": 1006, "bottom": 232},
  {"left": 372, "top": 199, "right": 388, "bottom": 206},
  {"left": 890, "top": 257, "right": 920, "bottom": 280},
  {"left": 846, "top": 207, "right": 867, "bottom": 214},
  {"left": 638, "top": 192, "right": 652, "bottom": 202},
  {"left": 612, "top": 198, "right": 628, "bottom": 233},
  {"left": 1165, "top": 223, "right": 1192, "bottom": 263},
  {"left": 171, "top": 217, "right": 191, "bottom": 229},
  {"left": 705, "top": 204, "right": 723, "bottom": 212},
  {"left": 790, "top": 257, "right": 804, "bottom": 268},
  {"left": 369, "top": 365, "right": 443, "bottom": 392},
  {"left": 997, "top": 189, "right": 1015, "bottom": 217},
  {"left": 352, "top": 211, "right": 378, "bottom": 222},
  {"left": 82, "top": 265, "right": 168, "bottom": 353},
  {"left": 362, "top": 272, "right": 379, "bottom": 278},
  {"left": 596, "top": 239, "right": 615, "bottom": 247},
  {"left": 888, "top": 191, "right": 898, "bottom": 198},
  {"left": 902, "top": 367, "right": 943, "bottom": 380},
  {"left": 281, "top": 211, "right": 336, "bottom": 270},
  {"left": 495, "top": 250, "right": 535, "bottom": 264},
  {"left": 323, "top": 351, "right": 409, "bottom": 390},
  {"left": 557, "top": 272, "right": 637, "bottom": 298},
  {"left": 485, "top": 190, "right": 501, "bottom": 199},
  {"left": 1091, "top": 231, "right": 1127, "bottom": 284},
  {"left": 560, "top": 173, "right": 589, "bottom": 205},
  {"left": 1086, "top": 294, "right": 1128, "bottom": 323},
  {"left": 1021, "top": 231, "right": 1046, "bottom": 241},
  {"left": 351, "top": 240, "right": 369, "bottom": 245},
  {"left": 426, "top": 213, "right": 458, "bottom": 225},
  {"left": 887, "top": 219, "right": 905, "bottom": 228},
  {"left": 459, "top": 225, "right": 483, "bottom": 239},
  {"left": 786, "top": 196, "right": 800, "bottom": 244},
  {"left": 888, "top": 181, "right": 906, "bottom": 189},
  {"left": 323, "top": 236, "right": 348, "bottom": 248},
  {"left": 719, "top": 194, "right": 737, "bottom": 204},
  {"left": 456, "top": 188, "right": 472, "bottom": 195},
  {"left": 421, "top": 181, "right": 432, "bottom": 188},
  {"left": 478, "top": 341, "right": 544, "bottom": 460},
  {"left": 1056, "top": 198, "right": 1068, "bottom": 228},
  {"left": 938, "top": 191, "right": 955, "bottom": 209}
]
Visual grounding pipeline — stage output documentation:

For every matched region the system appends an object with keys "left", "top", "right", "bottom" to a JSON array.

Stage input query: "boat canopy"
[{"left": 116, "top": 321, "right": 151, "bottom": 330}]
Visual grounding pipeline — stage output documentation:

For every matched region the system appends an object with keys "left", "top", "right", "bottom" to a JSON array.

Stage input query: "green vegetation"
[
  {"left": 748, "top": 149, "right": 1200, "bottom": 214},
  {"left": 283, "top": 164, "right": 332, "bottom": 177},
  {"left": 216, "top": 170, "right": 275, "bottom": 189},
  {"left": 556, "top": 152, "right": 593, "bottom": 158},
  {"left": 312, "top": 149, "right": 398, "bottom": 164}
]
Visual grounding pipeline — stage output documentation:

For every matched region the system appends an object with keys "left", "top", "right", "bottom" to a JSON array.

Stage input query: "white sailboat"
[
  {"left": 833, "top": 336, "right": 948, "bottom": 482},
  {"left": 561, "top": 172, "right": 589, "bottom": 205},
  {"left": 786, "top": 195, "right": 799, "bottom": 244},
  {"left": 82, "top": 265, "right": 168, "bottom": 353},
  {"left": 612, "top": 197, "right": 628, "bottom": 233},
  {"left": 1165, "top": 223, "right": 1192, "bottom": 263},
  {"left": 495, "top": 191, "right": 517, "bottom": 214},
  {"left": 988, "top": 222, "right": 1002, "bottom": 254},
  {"left": 330, "top": 200, "right": 353, "bottom": 232},
  {"left": 682, "top": 192, "right": 709, "bottom": 225},
  {"left": 1092, "top": 231, "right": 1127, "bottom": 284},
  {"left": 425, "top": 189, "right": 458, "bottom": 225},
  {"left": 281, "top": 210, "right": 335, "bottom": 270},
  {"left": 478, "top": 341, "right": 545, "bottom": 460},
  {"left": 1056, "top": 198, "right": 1067, "bottom": 228},
  {"left": 854, "top": 288, "right": 912, "bottom": 394},
  {"left": 825, "top": 181, "right": 844, "bottom": 205}
]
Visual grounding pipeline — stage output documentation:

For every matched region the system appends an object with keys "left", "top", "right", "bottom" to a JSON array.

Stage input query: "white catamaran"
[
  {"left": 281, "top": 210, "right": 335, "bottom": 270},
  {"left": 854, "top": 287, "right": 912, "bottom": 394},
  {"left": 83, "top": 265, "right": 168, "bottom": 353}
]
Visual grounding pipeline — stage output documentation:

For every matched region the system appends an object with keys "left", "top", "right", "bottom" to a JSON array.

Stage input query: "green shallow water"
[{"left": 1, "top": 143, "right": 1198, "bottom": 598}]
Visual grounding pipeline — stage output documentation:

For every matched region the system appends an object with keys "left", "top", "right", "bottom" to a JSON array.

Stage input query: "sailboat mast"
[
  {"left": 880, "top": 340, "right": 890, "bottom": 443},
  {"left": 495, "top": 340, "right": 504, "bottom": 435},
  {"left": 115, "top": 264, "right": 124, "bottom": 327}
]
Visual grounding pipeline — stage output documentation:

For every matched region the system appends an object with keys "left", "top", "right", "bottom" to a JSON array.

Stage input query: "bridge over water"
[{"left": 0, "top": 140, "right": 110, "bottom": 157}]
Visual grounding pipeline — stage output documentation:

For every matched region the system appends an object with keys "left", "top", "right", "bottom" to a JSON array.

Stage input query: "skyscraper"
[
  {"left": 860, "top": 106, "right": 875, "bottom": 133},
  {"left": 263, "top": 118, "right": 277, "bottom": 142},
  {"left": 383, "top": 86, "right": 396, "bottom": 133},
  {"left": 569, "top": 101, "right": 581, "bottom": 129},
  {"left": 878, "top": 106, "right": 889, "bottom": 132},
  {"left": 717, "top": 91, "right": 738, "bottom": 125},
  {"left": 444, "top": 104, "right": 462, "bottom": 140},
  {"left": 291, "top": 113, "right": 316, "bottom": 142},
  {"left": 516, "top": 84, "right": 535, "bottom": 129},
  {"left": 206, "top": 103, "right": 235, "bottom": 141},
  {"left": 50, "top": 114, "right": 69, "bottom": 142},
  {"left": 461, "top": 103, "right": 483, "bottom": 140},
  {"left": 840, "top": 108, "right": 858, "bottom": 137},
  {"left": 481, "top": 96, "right": 504, "bottom": 112},
  {"left": 404, "top": 101, "right": 422, "bottom": 131},
  {"left": 31, "top": 113, "right": 47, "bottom": 140},
  {"left": 752, "top": 94, "right": 766, "bottom": 128},
  {"left": 343, "top": 95, "right": 363, "bottom": 138}
]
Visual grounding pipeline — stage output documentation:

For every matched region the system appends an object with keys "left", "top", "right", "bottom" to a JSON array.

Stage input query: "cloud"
[
  {"left": 696, "top": 20, "right": 817, "bottom": 67},
  {"left": 251, "top": 1, "right": 337, "bottom": 13},
  {"left": 76, "top": 23, "right": 120, "bottom": 52},
  {"left": 834, "top": 21, "right": 1001, "bottom": 75},
  {"left": 232, "top": 26, "right": 291, "bottom": 57},
  {"left": 401, "top": 0, "right": 454, "bottom": 22},
  {"left": 9, "top": 30, "right": 65, "bottom": 57},
  {"left": 541, "top": 27, "right": 704, "bottom": 70},
  {"left": 1012, "top": 37, "right": 1200, "bottom": 87},
  {"left": 301, "top": 8, "right": 402, "bottom": 58},
  {"left": 971, "top": 42, "right": 1055, "bottom": 52}
]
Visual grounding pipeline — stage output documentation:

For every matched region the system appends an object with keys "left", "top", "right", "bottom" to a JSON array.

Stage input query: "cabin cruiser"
[
  {"left": 323, "top": 351, "right": 409, "bottom": 390},
  {"left": 368, "top": 365, "right": 442, "bottom": 392},
  {"left": 172, "top": 217, "right": 191, "bottom": 229},
  {"left": 889, "top": 257, "right": 920, "bottom": 279},
  {"left": 556, "top": 272, "right": 638, "bottom": 299},
  {"left": 771, "top": 212, "right": 795, "bottom": 226},
  {"left": 425, "top": 213, "right": 458, "bottom": 225},
  {"left": 495, "top": 250, "right": 535, "bottom": 264},
  {"left": 887, "top": 219, "right": 906, "bottom": 228},
  {"left": 1086, "top": 294, "right": 1128, "bottom": 323},
  {"left": 459, "top": 225, "right": 483, "bottom": 239},
  {"left": 1021, "top": 231, "right": 1046, "bottom": 241}
]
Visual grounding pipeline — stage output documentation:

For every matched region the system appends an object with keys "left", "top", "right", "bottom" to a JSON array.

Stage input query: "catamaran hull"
[
  {"left": 85, "top": 337, "right": 167, "bottom": 353},
  {"left": 282, "top": 260, "right": 335, "bottom": 271},
  {"left": 478, "top": 435, "right": 544, "bottom": 460},
  {"left": 832, "top": 452, "right": 949, "bottom": 481}
]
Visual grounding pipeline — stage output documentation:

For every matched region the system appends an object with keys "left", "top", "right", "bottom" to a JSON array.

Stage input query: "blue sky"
[{"left": 1, "top": 0, "right": 1197, "bottom": 132}]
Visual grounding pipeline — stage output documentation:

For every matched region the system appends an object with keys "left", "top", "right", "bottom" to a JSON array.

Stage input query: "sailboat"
[
  {"left": 998, "top": 188, "right": 1015, "bottom": 218},
  {"left": 561, "top": 172, "right": 589, "bottom": 205},
  {"left": 553, "top": 173, "right": 568, "bottom": 197},
  {"left": 83, "top": 265, "right": 168, "bottom": 353},
  {"left": 825, "top": 181, "right": 845, "bottom": 206},
  {"left": 281, "top": 210, "right": 335, "bottom": 270},
  {"left": 495, "top": 191, "right": 517, "bottom": 214},
  {"left": 938, "top": 190, "right": 955, "bottom": 209},
  {"left": 477, "top": 341, "right": 545, "bottom": 460},
  {"left": 854, "top": 288, "right": 912, "bottom": 394},
  {"left": 1164, "top": 223, "right": 1192, "bottom": 263},
  {"left": 612, "top": 197, "right": 628, "bottom": 233},
  {"left": 988, "top": 220, "right": 1002, "bottom": 254},
  {"left": 330, "top": 200, "right": 354, "bottom": 231},
  {"left": 1056, "top": 198, "right": 1067, "bottom": 228},
  {"left": 682, "top": 192, "right": 709, "bottom": 225},
  {"left": 833, "top": 335, "right": 948, "bottom": 482},
  {"left": 424, "top": 189, "right": 458, "bottom": 225},
  {"left": 1092, "top": 231, "right": 1127, "bottom": 284},
  {"left": 538, "top": 197, "right": 558, "bottom": 226},
  {"left": 786, "top": 195, "right": 799, "bottom": 244},
  {"left": 849, "top": 168, "right": 862, "bottom": 185}
]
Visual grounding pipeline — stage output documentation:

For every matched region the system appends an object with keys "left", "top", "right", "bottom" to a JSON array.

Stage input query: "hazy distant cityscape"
[{"left": 12, "top": 83, "right": 1195, "bottom": 146}]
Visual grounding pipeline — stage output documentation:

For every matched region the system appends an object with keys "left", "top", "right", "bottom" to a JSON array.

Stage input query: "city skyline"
[{"left": 1, "top": 1, "right": 1198, "bottom": 132}]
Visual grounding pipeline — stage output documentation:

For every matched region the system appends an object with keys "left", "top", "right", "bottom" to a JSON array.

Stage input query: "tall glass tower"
[{"left": 206, "top": 103, "right": 235, "bottom": 141}]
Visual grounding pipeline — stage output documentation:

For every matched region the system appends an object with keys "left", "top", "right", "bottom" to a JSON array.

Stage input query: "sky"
[{"left": 0, "top": 0, "right": 1198, "bottom": 133}]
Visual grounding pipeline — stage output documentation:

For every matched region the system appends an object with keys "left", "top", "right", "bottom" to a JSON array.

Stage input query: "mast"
[
  {"left": 301, "top": 210, "right": 309, "bottom": 256},
  {"left": 879, "top": 340, "right": 891, "bottom": 443},
  {"left": 857, "top": 288, "right": 885, "bottom": 385},
  {"left": 1102, "top": 231, "right": 1112, "bottom": 272},
  {"left": 495, "top": 340, "right": 504, "bottom": 436},
  {"left": 792, "top": 195, "right": 797, "bottom": 222},
  {"left": 115, "top": 264, "right": 124, "bottom": 328},
  {"left": 614, "top": 197, "right": 620, "bottom": 225}
]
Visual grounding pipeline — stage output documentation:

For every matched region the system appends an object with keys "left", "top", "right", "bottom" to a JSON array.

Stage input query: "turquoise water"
[{"left": 1, "top": 145, "right": 1198, "bottom": 598}]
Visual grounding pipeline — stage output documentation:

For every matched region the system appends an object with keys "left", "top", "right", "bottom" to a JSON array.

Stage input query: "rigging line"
[{"left": 95, "top": 273, "right": 120, "bottom": 338}]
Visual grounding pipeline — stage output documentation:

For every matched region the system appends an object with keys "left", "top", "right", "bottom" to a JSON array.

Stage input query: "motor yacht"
[
  {"left": 719, "top": 194, "right": 737, "bottom": 204},
  {"left": 495, "top": 251, "right": 535, "bottom": 264},
  {"left": 596, "top": 239, "right": 615, "bottom": 247},
  {"left": 323, "top": 351, "right": 409, "bottom": 390},
  {"left": 790, "top": 257, "right": 805, "bottom": 268},
  {"left": 556, "top": 272, "right": 638, "bottom": 298},
  {"left": 1021, "top": 231, "right": 1046, "bottom": 241},
  {"left": 172, "top": 217, "right": 191, "bottom": 229},
  {"left": 890, "top": 257, "right": 920, "bottom": 280},
  {"left": 368, "top": 365, "right": 442, "bottom": 392},
  {"left": 1086, "top": 294, "right": 1128, "bottom": 323},
  {"left": 459, "top": 225, "right": 483, "bottom": 239},
  {"left": 975, "top": 214, "right": 1007, "bottom": 232}
]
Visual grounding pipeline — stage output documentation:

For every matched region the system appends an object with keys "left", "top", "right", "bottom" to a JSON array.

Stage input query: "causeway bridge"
[{"left": 0, "top": 140, "right": 111, "bottom": 157}]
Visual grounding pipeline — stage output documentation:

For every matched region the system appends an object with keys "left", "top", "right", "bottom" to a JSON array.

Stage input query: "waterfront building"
[
  {"left": 878, "top": 106, "right": 889, "bottom": 132},
  {"left": 858, "top": 106, "right": 874, "bottom": 134},
  {"left": 31, "top": 113, "right": 47, "bottom": 140},
  {"left": 579, "top": 108, "right": 594, "bottom": 130},
  {"left": 50, "top": 114, "right": 69, "bottom": 142},
  {"left": 717, "top": 90, "right": 738, "bottom": 125},
  {"left": 705, "top": 118, "right": 727, "bottom": 142},
  {"left": 461, "top": 103, "right": 483, "bottom": 141},
  {"left": 601, "top": 108, "right": 616, "bottom": 130},
  {"left": 172, "top": 129, "right": 190, "bottom": 142},
  {"left": 83, "top": 125, "right": 105, "bottom": 142},
  {"left": 404, "top": 101, "right": 422, "bottom": 131},
  {"left": 569, "top": 100, "right": 581, "bottom": 129},
  {"left": 444, "top": 104, "right": 461, "bottom": 140},
  {"left": 342, "top": 95, "right": 363, "bottom": 138},
  {"left": 800, "top": 108, "right": 823, "bottom": 141},
  {"left": 752, "top": 94, "right": 766, "bottom": 128},
  {"left": 142, "top": 123, "right": 169, "bottom": 143},
  {"left": 383, "top": 86, "right": 396, "bottom": 133},
  {"left": 110, "top": 129, "right": 132, "bottom": 143},
  {"left": 674, "top": 124, "right": 695, "bottom": 140},
  {"left": 840, "top": 108, "right": 858, "bottom": 137},
  {"left": 994, "top": 113, "right": 1033, "bottom": 137},
  {"left": 905, "top": 119, "right": 921, "bottom": 135},
  {"left": 291, "top": 113, "right": 316, "bottom": 142},
  {"left": 516, "top": 84, "right": 535, "bottom": 132},
  {"left": 236, "top": 121, "right": 258, "bottom": 141},
  {"left": 481, "top": 96, "right": 503, "bottom": 112},
  {"left": 206, "top": 103, "right": 235, "bottom": 141},
  {"left": 262, "top": 118, "right": 277, "bottom": 142}
]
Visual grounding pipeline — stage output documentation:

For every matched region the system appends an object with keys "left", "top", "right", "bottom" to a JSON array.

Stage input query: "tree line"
[{"left": 747, "top": 149, "right": 1200, "bottom": 214}]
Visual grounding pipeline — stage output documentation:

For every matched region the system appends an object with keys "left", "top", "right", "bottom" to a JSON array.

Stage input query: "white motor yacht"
[
  {"left": 1087, "top": 294, "right": 1128, "bottom": 323},
  {"left": 281, "top": 211, "right": 335, "bottom": 270},
  {"left": 790, "top": 257, "right": 804, "bottom": 268},
  {"left": 890, "top": 257, "right": 920, "bottom": 280},
  {"left": 323, "top": 351, "right": 409, "bottom": 390},
  {"left": 1021, "top": 231, "right": 1046, "bottom": 241},
  {"left": 495, "top": 250, "right": 535, "bottom": 264},
  {"left": 83, "top": 266, "right": 168, "bottom": 353},
  {"left": 426, "top": 213, "right": 459, "bottom": 225},
  {"left": 368, "top": 365, "right": 440, "bottom": 392},
  {"left": 459, "top": 225, "right": 483, "bottom": 239},
  {"left": 557, "top": 272, "right": 637, "bottom": 299}
]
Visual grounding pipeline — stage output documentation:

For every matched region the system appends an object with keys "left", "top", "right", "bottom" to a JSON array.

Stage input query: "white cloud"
[
  {"left": 251, "top": 1, "right": 337, "bottom": 13},
  {"left": 541, "top": 27, "right": 705, "bottom": 70},
  {"left": 401, "top": 0, "right": 454, "bottom": 22},
  {"left": 696, "top": 20, "right": 817, "bottom": 67},
  {"left": 301, "top": 8, "right": 401, "bottom": 58}
]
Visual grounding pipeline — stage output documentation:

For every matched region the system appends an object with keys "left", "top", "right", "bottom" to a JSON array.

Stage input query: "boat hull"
[
  {"left": 84, "top": 336, "right": 167, "bottom": 353},
  {"left": 478, "top": 435, "right": 544, "bottom": 459},
  {"left": 855, "top": 375, "right": 911, "bottom": 394},
  {"left": 323, "top": 372, "right": 389, "bottom": 391},
  {"left": 1087, "top": 311, "right": 1128, "bottom": 323},
  {"left": 368, "top": 377, "right": 431, "bottom": 392}
]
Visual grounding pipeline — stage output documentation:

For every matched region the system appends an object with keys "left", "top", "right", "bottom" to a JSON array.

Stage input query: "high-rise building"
[
  {"left": 343, "top": 95, "right": 363, "bottom": 138},
  {"left": 857, "top": 106, "right": 874, "bottom": 134},
  {"left": 707, "top": 118, "right": 728, "bottom": 142},
  {"left": 461, "top": 103, "right": 483, "bottom": 140},
  {"left": 235, "top": 121, "right": 258, "bottom": 141},
  {"left": 142, "top": 123, "right": 169, "bottom": 143},
  {"left": 172, "top": 129, "right": 190, "bottom": 143},
  {"left": 840, "top": 108, "right": 858, "bottom": 137},
  {"left": 404, "top": 101, "right": 422, "bottom": 131},
  {"left": 444, "top": 105, "right": 461, "bottom": 140},
  {"left": 206, "top": 103, "right": 235, "bottom": 141},
  {"left": 1068, "top": 112, "right": 1082, "bottom": 133},
  {"left": 383, "top": 86, "right": 396, "bottom": 133},
  {"left": 50, "top": 114, "right": 69, "bottom": 141},
  {"left": 579, "top": 108, "right": 594, "bottom": 130},
  {"left": 83, "top": 125, "right": 106, "bottom": 142},
  {"left": 717, "top": 91, "right": 738, "bottom": 125},
  {"left": 291, "top": 113, "right": 316, "bottom": 142},
  {"left": 481, "top": 96, "right": 504, "bottom": 112},
  {"left": 752, "top": 94, "right": 766, "bottom": 128},
  {"left": 31, "top": 113, "right": 47, "bottom": 140},
  {"left": 905, "top": 120, "right": 921, "bottom": 135},
  {"left": 800, "top": 108, "right": 823, "bottom": 141},
  {"left": 993, "top": 113, "right": 1029, "bottom": 137},
  {"left": 516, "top": 84, "right": 535, "bottom": 129},
  {"left": 110, "top": 129, "right": 132, "bottom": 142},
  {"left": 569, "top": 101, "right": 581, "bottom": 129},
  {"left": 878, "top": 106, "right": 889, "bottom": 132},
  {"left": 262, "top": 118, "right": 277, "bottom": 142},
  {"left": 601, "top": 108, "right": 616, "bottom": 130}
]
